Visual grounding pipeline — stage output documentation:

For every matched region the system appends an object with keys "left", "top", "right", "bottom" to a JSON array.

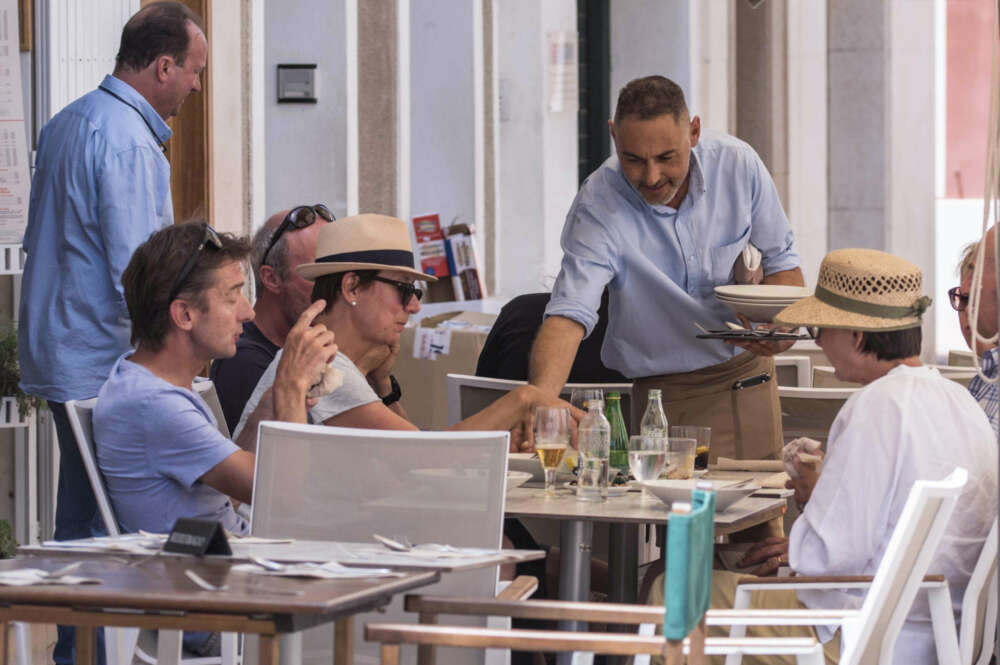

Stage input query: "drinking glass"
[
  {"left": 629, "top": 434, "right": 667, "bottom": 500},
  {"left": 570, "top": 388, "right": 604, "bottom": 411},
  {"left": 534, "top": 406, "right": 571, "bottom": 496},
  {"left": 670, "top": 425, "right": 712, "bottom": 470},
  {"left": 664, "top": 437, "right": 697, "bottom": 479}
]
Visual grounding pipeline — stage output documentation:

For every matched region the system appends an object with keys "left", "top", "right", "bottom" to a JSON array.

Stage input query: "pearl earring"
[{"left": 350, "top": 301, "right": 357, "bottom": 307}]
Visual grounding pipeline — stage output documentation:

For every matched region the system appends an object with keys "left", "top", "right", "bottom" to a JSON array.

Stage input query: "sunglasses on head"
[
  {"left": 167, "top": 224, "right": 223, "bottom": 304},
  {"left": 371, "top": 276, "right": 423, "bottom": 307},
  {"left": 261, "top": 204, "right": 335, "bottom": 267},
  {"left": 948, "top": 286, "right": 970, "bottom": 312}
]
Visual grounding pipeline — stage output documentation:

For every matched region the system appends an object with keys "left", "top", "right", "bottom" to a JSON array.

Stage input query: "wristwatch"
[{"left": 381, "top": 375, "right": 402, "bottom": 406}]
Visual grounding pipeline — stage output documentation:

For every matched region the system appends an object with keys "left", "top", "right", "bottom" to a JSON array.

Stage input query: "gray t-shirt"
[
  {"left": 93, "top": 354, "right": 248, "bottom": 535},
  {"left": 233, "top": 350, "right": 379, "bottom": 439}
]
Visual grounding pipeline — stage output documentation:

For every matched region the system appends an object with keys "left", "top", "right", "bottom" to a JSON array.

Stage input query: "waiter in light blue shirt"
[
  {"left": 18, "top": 4, "right": 206, "bottom": 663},
  {"left": 530, "top": 75, "right": 804, "bottom": 463}
]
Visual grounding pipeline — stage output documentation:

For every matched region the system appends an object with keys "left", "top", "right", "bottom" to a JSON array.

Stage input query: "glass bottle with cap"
[
  {"left": 639, "top": 389, "right": 669, "bottom": 437},
  {"left": 605, "top": 392, "right": 630, "bottom": 476}
]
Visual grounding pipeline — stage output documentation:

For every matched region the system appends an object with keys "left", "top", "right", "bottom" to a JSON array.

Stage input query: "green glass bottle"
[{"left": 605, "top": 392, "right": 630, "bottom": 475}]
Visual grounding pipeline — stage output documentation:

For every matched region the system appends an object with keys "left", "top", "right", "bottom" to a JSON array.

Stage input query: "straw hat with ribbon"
[
  {"left": 296, "top": 213, "right": 437, "bottom": 282},
  {"left": 774, "top": 248, "right": 932, "bottom": 331}
]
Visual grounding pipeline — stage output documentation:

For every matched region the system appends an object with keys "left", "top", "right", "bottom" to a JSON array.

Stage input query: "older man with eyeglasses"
[
  {"left": 210, "top": 205, "right": 333, "bottom": 433},
  {"left": 952, "top": 225, "right": 999, "bottom": 435}
]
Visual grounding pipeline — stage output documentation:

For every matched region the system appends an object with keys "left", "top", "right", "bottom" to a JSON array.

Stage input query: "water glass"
[
  {"left": 534, "top": 406, "right": 571, "bottom": 496},
  {"left": 664, "top": 437, "right": 697, "bottom": 479},
  {"left": 628, "top": 435, "right": 667, "bottom": 500},
  {"left": 670, "top": 425, "right": 712, "bottom": 469},
  {"left": 570, "top": 388, "right": 604, "bottom": 411}
]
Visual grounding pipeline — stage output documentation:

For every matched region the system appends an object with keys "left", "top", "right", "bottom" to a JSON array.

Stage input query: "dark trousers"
[{"left": 49, "top": 402, "right": 105, "bottom": 665}]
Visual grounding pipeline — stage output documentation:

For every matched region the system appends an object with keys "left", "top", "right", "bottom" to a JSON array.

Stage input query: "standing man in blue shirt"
[
  {"left": 17, "top": 3, "right": 206, "bottom": 662},
  {"left": 530, "top": 75, "right": 803, "bottom": 462}
]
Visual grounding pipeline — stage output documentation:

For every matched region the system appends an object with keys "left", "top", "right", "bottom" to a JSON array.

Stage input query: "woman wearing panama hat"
[
  {"left": 697, "top": 248, "right": 997, "bottom": 665},
  {"left": 234, "top": 213, "right": 577, "bottom": 446}
]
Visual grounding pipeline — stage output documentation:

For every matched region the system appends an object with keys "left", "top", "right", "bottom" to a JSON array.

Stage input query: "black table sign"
[{"left": 163, "top": 518, "right": 232, "bottom": 556}]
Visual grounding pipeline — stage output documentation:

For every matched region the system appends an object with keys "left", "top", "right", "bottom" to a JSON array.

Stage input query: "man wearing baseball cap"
[{"left": 652, "top": 248, "right": 997, "bottom": 664}]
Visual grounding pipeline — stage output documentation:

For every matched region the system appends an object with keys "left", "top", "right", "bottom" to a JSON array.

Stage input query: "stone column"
[{"left": 357, "top": 1, "right": 397, "bottom": 215}]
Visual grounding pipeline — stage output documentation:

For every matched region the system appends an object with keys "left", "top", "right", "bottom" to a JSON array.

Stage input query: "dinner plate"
[
  {"left": 506, "top": 470, "right": 533, "bottom": 491},
  {"left": 714, "top": 285, "right": 813, "bottom": 300},
  {"left": 639, "top": 479, "right": 759, "bottom": 511},
  {"left": 713, "top": 299, "right": 797, "bottom": 323}
]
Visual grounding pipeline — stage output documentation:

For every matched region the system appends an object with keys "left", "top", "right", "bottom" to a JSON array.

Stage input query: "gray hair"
[
  {"left": 957, "top": 241, "right": 979, "bottom": 277},
  {"left": 250, "top": 222, "right": 290, "bottom": 292}
]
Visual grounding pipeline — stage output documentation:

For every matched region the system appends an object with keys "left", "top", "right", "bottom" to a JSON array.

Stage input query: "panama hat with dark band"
[
  {"left": 296, "top": 213, "right": 438, "bottom": 282},
  {"left": 774, "top": 248, "right": 931, "bottom": 332}
]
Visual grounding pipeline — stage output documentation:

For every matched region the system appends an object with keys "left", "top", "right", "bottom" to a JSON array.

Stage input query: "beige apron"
[{"left": 631, "top": 352, "right": 783, "bottom": 463}]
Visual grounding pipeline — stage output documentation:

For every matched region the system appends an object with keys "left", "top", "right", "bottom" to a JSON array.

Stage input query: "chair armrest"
[
  {"left": 405, "top": 595, "right": 664, "bottom": 624},
  {"left": 705, "top": 608, "right": 858, "bottom": 627},
  {"left": 495, "top": 575, "right": 538, "bottom": 601},
  {"left": 734, "top": 574, "right": 946, "bottom": 591}
]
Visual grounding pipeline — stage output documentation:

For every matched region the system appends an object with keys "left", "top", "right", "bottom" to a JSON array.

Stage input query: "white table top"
[
  {"left": 505, "top": 470, "right": 790, "bottom": 536},
  {"left": 23, "top": 537, "right": 545, "bottom": 573}
]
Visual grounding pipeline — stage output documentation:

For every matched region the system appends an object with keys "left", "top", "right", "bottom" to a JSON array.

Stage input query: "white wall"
[
  {"left": 264, "top": 0, "right": 347, "bottom": 224},
  {"left": 610, "top": 0, "right": 691, "bottom": 112},
  {"left": 409, "top": 0, "right": 476, "bottom": 234},
  {"left": 494, "top": 0, "right": 578, "bottom": 298}
]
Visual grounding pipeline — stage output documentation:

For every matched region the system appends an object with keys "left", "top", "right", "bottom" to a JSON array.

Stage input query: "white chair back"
[
  {"left": 841, "top": 467, "right": 968, "bottom": 665},
  {"left": 959, "top": 520, "right": 998, "bottom": 665},
  {"left": 777, "top": 386, "right": 856, "bottom": 443},
  {"left": 65, "top": 398, "right": 119, "bottom": 537},
  {"left": 192, "top": 378, "right": 231, "bottom": 438},
  {"left": 782, "top": 340, "right": 829, "bottom": 369},
  {"left": 773, "top": 355, "right": 811, "bottom": 387},
  {"left": 446, "top": 373, "right": 633, "bottom": 428},
  {"left": 811, "top": 366, "right": 859, "bottom": 389},
  {"left": 251, "top": 421, "right": 510, "bottom": 665}
]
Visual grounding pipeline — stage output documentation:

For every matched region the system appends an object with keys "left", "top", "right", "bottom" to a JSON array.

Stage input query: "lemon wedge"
[{"left": 563, "top": 450, "right": 579, "bottom": 471}]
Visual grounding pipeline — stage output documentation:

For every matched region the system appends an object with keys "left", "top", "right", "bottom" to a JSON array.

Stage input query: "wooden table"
[{"left": 0, "top": 553, "right": 438, "bottom": 665}]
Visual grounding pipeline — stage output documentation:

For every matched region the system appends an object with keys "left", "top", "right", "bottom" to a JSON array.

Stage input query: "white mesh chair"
[
  {"left": 724, "top": 467, "right": 971, "bottom": 664},
  {"left": 773, "top": 356, "right": 811, "bottom": 387},
  {"left": 64, "top": 398, "right": 237, "bottom": 665},
  {"left": 445, "top": 373, "right": 633, "bottom": 428},
  {"left": 777, "top": 386, "right": 856, "bottom": 443},
  {"left": 251, "top": 422, "right": 517, "bottom": 665},
  {"left": 949, "top": 520, "right": 997, "bottom": 665}
]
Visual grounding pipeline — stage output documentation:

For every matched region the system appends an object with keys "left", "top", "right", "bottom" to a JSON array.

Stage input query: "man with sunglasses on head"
[
  {"left": 953, "top": 226, "right": 999, "bottom": 436},
  {"left": 94, "top": 222, "right": 335, "bottom": 654},
  {"left": 210, "top": 205, "right": 333, "bottom": 433}
]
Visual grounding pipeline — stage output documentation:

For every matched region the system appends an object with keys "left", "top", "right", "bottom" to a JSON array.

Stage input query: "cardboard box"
[{"left": 394, "top": 311, "right": 497, "bottom": 429}]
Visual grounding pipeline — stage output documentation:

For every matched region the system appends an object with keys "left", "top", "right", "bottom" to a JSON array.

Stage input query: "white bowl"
[
  {"left": 506, "top": 470, "right": 533, "bottom": 490},
  {"left": 640, "top": 479, "right": 759, "bottom": 512},
  {"left": 714, "top": 299, "right": 795, "bottom": 323}
]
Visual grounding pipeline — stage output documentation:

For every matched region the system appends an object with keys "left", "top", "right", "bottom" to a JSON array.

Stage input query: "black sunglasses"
[
  {"left": 948, "top": 286, "right": 970, "bottom": 312},
  {"left": 167, "top": 224, "right": 223, "bottom": 303},
  {"left": 261, "top": 204, "right": 335, "bottom": 267},
  {"left": 371, "top": 276, "right": 423, "bottom": 307}
]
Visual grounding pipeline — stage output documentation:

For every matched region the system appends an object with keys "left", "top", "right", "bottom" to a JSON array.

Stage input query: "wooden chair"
[
  {"left": 64, "top": 398, "right": 237, "bottom": 665},
  {"left": 251, "top": 421, "right": 535, "bottom": 665},
  {"left": 366, "top": 488, "right": 826, "bottom": 665},
  {"left": 724, "top": 467, "right": 971, "bottom": 664}
]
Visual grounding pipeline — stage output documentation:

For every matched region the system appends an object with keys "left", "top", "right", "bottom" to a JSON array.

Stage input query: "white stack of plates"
[{"left": 714, "top": 285, "right": 813, "bottom": 322}]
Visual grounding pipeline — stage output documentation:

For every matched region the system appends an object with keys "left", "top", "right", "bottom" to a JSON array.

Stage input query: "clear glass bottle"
[
  {"left": 640, "top": 389, "right": 669, "bottom": 437},
  {"left": 577, "top": 399, "right": 610, "bottom": 501},
  {"left": 605, "top": 392, "right": 630, "bottom": 476}
]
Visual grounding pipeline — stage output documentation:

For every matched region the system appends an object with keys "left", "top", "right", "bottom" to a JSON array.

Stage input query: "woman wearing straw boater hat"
[
  {"left": 695, "top": 248, "right": 998, "bottom": 665},
  {"left": 234, "top": 213, "right": 575, "bottom": 445}
]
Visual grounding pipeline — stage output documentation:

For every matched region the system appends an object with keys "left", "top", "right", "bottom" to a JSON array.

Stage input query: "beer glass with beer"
[{"left": 534, "top": 406, "right": 571, "bottom": 496}]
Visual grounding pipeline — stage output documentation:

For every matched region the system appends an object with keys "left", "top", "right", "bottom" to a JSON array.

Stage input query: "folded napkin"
[
  {"left": 714, "top": 457, "right": 784, "bottom": 472},
  {"left": 0, "top": 569, "right": 101, "bottom": 586},
  {"left": 781, "top": 437, "right": 824, "bottom": 478},
  {"left": 231, "top": 561, "right": 397, "bottom": 579},
  {"left": 227, "top": 536, "right": 295, "bottom": 545},
  {"left": 734, "top": 243, "right": 764, "bottom": 285}
]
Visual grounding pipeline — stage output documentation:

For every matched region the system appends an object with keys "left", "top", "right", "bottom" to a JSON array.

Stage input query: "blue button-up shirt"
[
  {"left": 546, "top": 129, "right": 800, "bottom": 378},
  {"left": 19, "top": 75, "right": 173, "bottom": 402},
  {"left": 968, "top": 347, "right": 999, "bottom": 438}
]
